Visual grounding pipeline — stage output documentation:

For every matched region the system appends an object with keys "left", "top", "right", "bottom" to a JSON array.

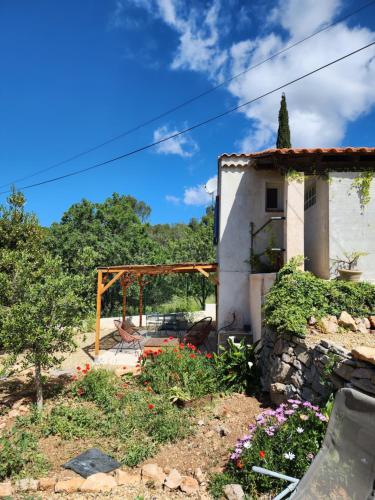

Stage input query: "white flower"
[
  {"left": 284, "top": 452, "right": 295, "bottom": 460},
  {"left": 296, "top": 427, "right": 304, "bottom": 434},
  {"left": 248, "top": 362, "right": 254, "bottom": 369},
  {"left": 243, "top": 441, "right": 252, "bottom": 449}
]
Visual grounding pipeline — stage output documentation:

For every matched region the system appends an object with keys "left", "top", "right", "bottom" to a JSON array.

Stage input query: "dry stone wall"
[{"left": 260, "top": 328, "right": 375, "bottom": 405}]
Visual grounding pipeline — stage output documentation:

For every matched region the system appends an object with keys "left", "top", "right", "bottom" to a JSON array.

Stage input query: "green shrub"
[
  {"left": 71, "top": 367, "right": 122, "bottom": 412},
  {"left": 214, "top": 338, "right": 260, "bottom": 394},
  {"left": 42, "top": 404, "right": 101, "bottom": 439},
  {"left": 210, "top": 399, "right": 328, "bottom": 497},
  {"left": 139, "top": 340, "right": 218, "bottom": 400},
  {"left": 264, "top": 258, "right": 375, "bottom": 336},
  {"left": 118, "top": 434, "right": 157, "bottom": 467},
  {"left": 0, "top": 430, "right": 49, "bottom": 480}
]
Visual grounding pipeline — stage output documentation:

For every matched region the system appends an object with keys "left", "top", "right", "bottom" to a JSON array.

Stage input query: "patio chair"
[
  {"left": 252, "top": 388, "right": 375, "bottom": 500},
  {"left": 113, "top": 319, "right": 143, "bottom": 354},
  {"left": 182, "top": 316, "right": 213, "bottom": 349}
]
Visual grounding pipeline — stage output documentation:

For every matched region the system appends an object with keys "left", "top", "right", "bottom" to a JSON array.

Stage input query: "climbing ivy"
[{"left": 351, "top": 171, "right": 374, "bottom": 210}]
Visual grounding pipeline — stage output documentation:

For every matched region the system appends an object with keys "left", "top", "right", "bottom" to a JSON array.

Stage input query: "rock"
[
  {"left": 315, "top": 344, "right": 328, "bottom": 354},
  {"left": 198, "top": 419, "right": 205, "bottom": 426},
  {"left": 308, "top": 316, "right": 317, "bottom": 326},
  {"left": 301, "top": 386, "right": 314, "bottom": 401},
  {"left": 180, "top": 476, "right": 199, "bottom": 495},
  {"left": 351, "top": 378, "right": 375, "bottom": 395},
  {"left": 281, "top": 353, "right": 293, "bottom": 364},
  {"left": 363, "top": 318, "right": 371, "bottom": 329},
  {"left": 164, "top": 469, "right": 182, "bottom": 490},
  {"left": 38, "top": 477, "right": 56, "bottom": 491},
  {"left": 80, "top": 472, "right": 117, "bottom": 493},
  {"left": 0, "top": 482, "right": 13, "bottom": 497},
  {"left": 141, "top": 463, "right": 166, "bottom": 486},
  {"left": 338, "top": 311, "right": 356, "bottom": 331},
  {"left": 319, "top": 317, "right": 338, "bottom": 335},
  {"left": 273, "top": 337, "right": 286, "bottom": 355},
  {"left": 357, "top": 322, "right": 369, "bottom": 334},
  {"left": 297, "top": 351, "right": 311, "bottom": 366},
  {"left": 292, "top": 359, "right": 302, "bottom": 370},
  {"left": 15, "top": 478, "right": 39, "bottom": 492},
  {"left": 164, "top": 466, "right": 172, "bottom": 474},
  {"left": 12, "top": 398, "right": 28, "bottom": 409},
  {"left": 351, "top": 368, "right": 375, "bottom": 381},
  {"left": 194, "top": 468, "right": 206, "bottom": 485},
  {"left": 272, "top": 360, "right": 293, "bottom": 383},
  {"left": 352, "top": 347, "right": 375, "bottom": 366},
  {"left": 55, "top": 477, "right": 84, "bottom": 493},
  {"left": 270, "top": 382, "right": 287, "bottom": 405},
  {"left": 369, "top": 316, "right": 375, "bottom": 329},
  {"left": 333, "top": 362, "right": 355, "bottom": 381},
  {"left": 291, "top": 370, "right": 304, "bottom": 388},
  {"left": 223, "top": 483, "right": 245, "bottom": 500},
  {"left": 115, "top": 469, "right": 140, "bottom": 486}
]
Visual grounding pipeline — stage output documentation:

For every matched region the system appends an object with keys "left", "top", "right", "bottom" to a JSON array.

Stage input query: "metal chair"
[
  {"left": 113, "top": 319, "right": 143, "bottom": 354},
  {"left": 182, "top": 316, "right": 213, "bottom": 348},
  {"left": 253, "top": 388, "right": 375, "bottom": 499}
]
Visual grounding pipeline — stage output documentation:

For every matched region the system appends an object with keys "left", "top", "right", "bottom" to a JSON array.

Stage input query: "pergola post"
[
  {"left": 95, "top": 270, "right": 103, "bottom": 357},
  {"left": 138, "top": 275, "right": 146, "bottom": 327}
]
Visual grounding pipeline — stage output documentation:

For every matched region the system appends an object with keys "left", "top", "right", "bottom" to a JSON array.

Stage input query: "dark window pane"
[{"left": 266, "top": 188, "right": 278, "bottom": 210}]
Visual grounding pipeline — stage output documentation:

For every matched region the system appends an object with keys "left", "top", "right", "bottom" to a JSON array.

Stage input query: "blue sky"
[{"left": 1, "top": 0, "right": 375, "bottom": 226}]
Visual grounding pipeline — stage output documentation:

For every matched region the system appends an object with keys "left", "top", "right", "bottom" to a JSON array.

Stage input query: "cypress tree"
[{"left": 276, "top": 93, "right": 291, "bottom": 148}]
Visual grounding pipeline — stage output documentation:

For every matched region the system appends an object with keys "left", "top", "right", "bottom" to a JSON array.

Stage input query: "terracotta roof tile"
[{"left": 220, "top": 147, "right": 375, "bottom": 159}]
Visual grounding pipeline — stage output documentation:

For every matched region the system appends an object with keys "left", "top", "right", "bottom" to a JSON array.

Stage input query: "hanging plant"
[{"left": 351, "top": 171, "right": 373, "bottom": 210}]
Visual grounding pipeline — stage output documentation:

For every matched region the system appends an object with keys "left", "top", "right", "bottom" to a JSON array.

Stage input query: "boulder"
[
  {"left": 356, "top": 319, "right": 369, "bottom": 335},
  {"left": 15, "top": 478, "right": 38, "bottom": 492},
  {"left": 164, "top": 469, "right": 182, "bottom": 490},
  {"left": 223, "top": 483, "right": 245, "bottom": 500},
  {"left": 55, "top": 477, "right": 84, "bottom": 493},
  {"left": 115, "top": 469, "right": 140, "bottom": 486},
  {"left": 333, "top": 362, "right": 355, "bottom": 381},
  {"left": 270, "top": 382, "right": 287, "bottom": 405},
  {"left": 180, "top": 476, "right": 199, "bottom": 495},
  {"left": 0, "top": 482, "right": 13, "bottom": 498},
  {"left": 272, "top": 360, "right": 293, "bottom": 383},
  {"left": 80, "top": 472, "right": 117, "bottom": 493},
  {"left": 38, "top": 477, "right": 56, "bottom": 491},
  {"left": 352, "top": 347, "right": 375, "bottom": 367},
  {"left": 141, "top": 463, "right": 166, "bottom": 486},
  {"left": 319, "top": 317, "right": 338, "bottom": 335},
  {"left": 338, "top": 311, "right": 356, "bottom": 331}
]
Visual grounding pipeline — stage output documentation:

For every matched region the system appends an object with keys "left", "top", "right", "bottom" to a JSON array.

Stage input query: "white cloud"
[
  {"left": 153, "top": 124, "right": 199, "bottom": 157},
  {"left": 183, "top": 175, "right": 217, "bottom": 206},
  {"left": 165, "top": 194, "right": 180, "bottom": 204},
  {"left": 121, "top": 0, "right": 375, "bottom": 150}
]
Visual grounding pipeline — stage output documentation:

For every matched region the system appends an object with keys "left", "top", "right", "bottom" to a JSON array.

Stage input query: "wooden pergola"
[{"left": 95, "top": 262, "right": 218, "bottom": 356}]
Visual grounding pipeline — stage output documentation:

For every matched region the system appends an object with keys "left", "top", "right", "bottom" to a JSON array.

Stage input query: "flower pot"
[{"left": 338, "top": 269, "right": 362, "bottom": 282}]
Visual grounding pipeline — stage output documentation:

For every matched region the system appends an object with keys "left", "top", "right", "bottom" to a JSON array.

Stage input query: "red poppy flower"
[
  {"left": 235, "top": 459, "right": 244, "bottom": 469},
  {"left": 189, "top": 353, "right": 196, "bottom": 359},
  {"left": 191, "top": 345, "right": 197, "bottom": 351},
  {"left": 85, "top": 364, "right": 90, "bottom": 370},
  {"left": 163, "top": 339, "right": 168, "bottom": 343},
  {"left": 136, "top": 364, "right": 140, "bottom": 368},
  {"left": 259, "top": 450, "right": 265, "bottom": 459},
  {"left": 148, "top": 403, "right": 155, "bottom": 410},
  {"left": 179, "top": 344, "right": 185, "bottom": 349},
  {"left": 168, "top": 336, "right": 174, "bottom": 340},
  {"left": 173, "top": 348, "right": 178, "bottom": 353},
  {"left": 76, "top": 366, "right": 81, "bottom": 371},
  {"left": 82, "top": 369, "right": 87, "bottom": 375},
  {"left": 205, "top": 353, "right": 213, "bottom": 359},
  {"left": 158, "top": 349, "right": 162, "bottom": 354}
]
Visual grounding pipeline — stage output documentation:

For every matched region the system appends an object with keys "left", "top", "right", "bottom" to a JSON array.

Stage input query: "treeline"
[{"left": 1, "top": 190, "right": 216, "bottom": 318}]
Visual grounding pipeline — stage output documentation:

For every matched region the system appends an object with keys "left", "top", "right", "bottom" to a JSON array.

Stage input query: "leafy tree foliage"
[
  {"left": 0, "top": 191, "right": 87, "bottom": 409},
  {"left": 276, "top": 93, "right": 291, "bottom": 148}
]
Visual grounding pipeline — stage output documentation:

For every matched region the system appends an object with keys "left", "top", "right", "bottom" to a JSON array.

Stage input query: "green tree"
[
  {"left": 276, "top": 93, "right": 291, "bottom": 148},
  {"left": 0, "top": 191, "right": 87, "bottom": 409}
]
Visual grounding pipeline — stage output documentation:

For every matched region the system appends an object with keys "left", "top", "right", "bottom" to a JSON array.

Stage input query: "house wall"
[
  {"left": 304, "top": 177, "right": 330, "bottom": 278},
  {"left": 329, "top": 172, "right": 375, "bottom": 283},
  {"left": 217, "top": 157, "right": 284, "bottom": 330}
]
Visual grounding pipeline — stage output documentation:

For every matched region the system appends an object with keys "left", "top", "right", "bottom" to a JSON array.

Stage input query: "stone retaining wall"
[{"left": 260, "top": 329, "right": 375, "bottom": 405}]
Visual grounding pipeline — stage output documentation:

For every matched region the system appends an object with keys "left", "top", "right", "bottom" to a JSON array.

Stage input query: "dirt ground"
[{"left": 305, "top": 327, "right": 375, "bottom": 350}]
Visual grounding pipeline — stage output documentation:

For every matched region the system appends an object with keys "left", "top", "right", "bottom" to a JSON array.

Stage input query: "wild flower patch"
[
  {"left": 210, "top": 399, "right": 328, "bottom": 498},
  {"left": 138, "top": 339, "right": 218, "bottom": 401}
]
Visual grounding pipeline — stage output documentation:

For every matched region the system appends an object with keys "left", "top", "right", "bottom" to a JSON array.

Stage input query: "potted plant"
[{"left": 333, "top": 251, "right": 368, "bottom": 281}]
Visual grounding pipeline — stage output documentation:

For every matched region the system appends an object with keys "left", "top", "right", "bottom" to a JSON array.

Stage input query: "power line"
[
  {"left": 2, "top": 40, "right": 374, "bottom": 196},
  {"left": 1, "top": 0, "right": 374, "bottom": 190}
]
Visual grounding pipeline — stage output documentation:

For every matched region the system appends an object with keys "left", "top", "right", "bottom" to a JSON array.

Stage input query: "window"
[
  {"left": 304, "top": 182, "right": 317, "bottom": 210},
  {"left": 265, "top": 183, "right": 283, "bottom": 212}
]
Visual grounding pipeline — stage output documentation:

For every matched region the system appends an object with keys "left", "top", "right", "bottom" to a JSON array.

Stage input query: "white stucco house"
[{"left": 216, "top": 147, "right": 375, "bottom": 340}]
